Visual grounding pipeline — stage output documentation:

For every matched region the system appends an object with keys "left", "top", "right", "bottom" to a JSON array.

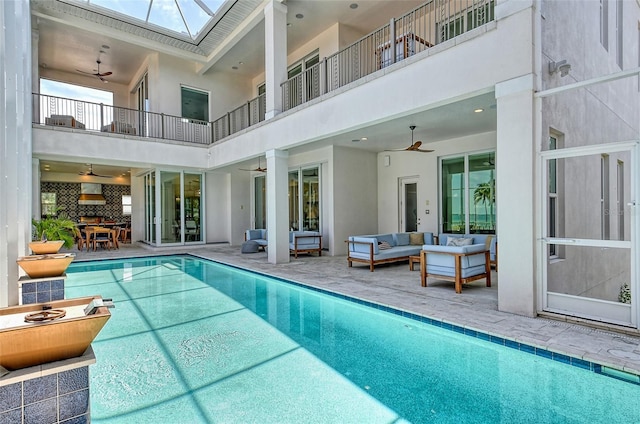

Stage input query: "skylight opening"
[{"left": 81, "top": 0, "right": 226, "bottom": 40}]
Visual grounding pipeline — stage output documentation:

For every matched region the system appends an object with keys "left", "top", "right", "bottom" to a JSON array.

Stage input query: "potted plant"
[{"left": 29, "top": 211, "right": 76, "bottom": 254}]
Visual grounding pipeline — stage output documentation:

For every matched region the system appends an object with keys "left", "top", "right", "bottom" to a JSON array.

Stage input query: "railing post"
[
  {"left": 161, "top": 113, "right": 165, "bottom": 139},
  {"left": 246, "top": 101, "right": 251, "bottom": 127},
  {"left": 100, "top": 103, "right": 104, "bottom": 130},
  {"left": 389, "top": 17, "right": 396, "bottom": 65},
  {"left": 227, "top": 112, "right": 231, "bottom": 137}
]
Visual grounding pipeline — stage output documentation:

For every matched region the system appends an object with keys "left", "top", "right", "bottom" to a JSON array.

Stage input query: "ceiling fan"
[
  {"left": 240, "top": 157, "right": 267, "bottom": 172},
  {"left": 79, "top": 164, "right": 112, "bottom": 178},
  {"left": 76, "top": 60, "right": 112, "bottom": 82},
  {"left": 386, "top": 125, "right": 434, "bottom": 153}
]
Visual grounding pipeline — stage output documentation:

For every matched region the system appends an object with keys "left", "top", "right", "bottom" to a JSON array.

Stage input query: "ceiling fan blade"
[
  {"left": 414, "top": 148, "right": 435, "bottom": 153},
  {"left": 240, "top": 167, "right": 267, "bottom": 172},
  {"left": 98, "top": 71, "right": 113, "bottom": 77}
]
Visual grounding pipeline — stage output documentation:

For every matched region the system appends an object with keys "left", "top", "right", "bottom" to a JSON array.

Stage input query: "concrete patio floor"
[{"left": 67, "top": 242, "right": 640, "bottom": 377}]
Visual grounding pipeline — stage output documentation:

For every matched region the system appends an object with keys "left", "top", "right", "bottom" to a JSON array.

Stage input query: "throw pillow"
[
  {"left": 395, "top": 233, "right": 410, "bottom": 246},
  {"left": 447, "top": 237, "right": 474, "bottom": 247},
  {"left": 409, "top": 233, "right": 424, "bottom": 245},
  {"left": 378, "top": 241, "right": 392, "bottom": 250}
]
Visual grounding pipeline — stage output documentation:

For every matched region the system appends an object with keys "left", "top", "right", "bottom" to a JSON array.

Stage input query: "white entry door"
[{"left": 540, "top": 141, "right": 638, "bottom": 327}]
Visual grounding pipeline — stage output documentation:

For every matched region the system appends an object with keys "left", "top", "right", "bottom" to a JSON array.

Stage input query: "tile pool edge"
[{"left": 71, "top": 253, "right": 640, "bottom": 386}]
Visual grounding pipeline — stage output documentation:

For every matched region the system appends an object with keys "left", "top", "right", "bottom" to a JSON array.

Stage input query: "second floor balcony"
[{"left": 34, "top": 0, "right": 494, "bottom": 147}]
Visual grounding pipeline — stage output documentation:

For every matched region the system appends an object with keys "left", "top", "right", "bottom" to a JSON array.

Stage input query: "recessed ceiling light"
[
  {"left": 350, "top": 3, "right": 358, "bottom": 9},
  {"left": 360, "top": 137, "right": 367, "bottom": 141},
  {"left": 474, "top": 108, "right": 484, "bottom": 113},
  {"left": 287, "top": 22, "right": 292, "bottom": 27},
  {"left": 295, "top": 13, "right": 304, "bottom": 19},
  {"left": 41, "top": 63, "right": 47, "bottom": 68},
  {"left": 239, "top": 61, "right": 244, "bottom": 65}
]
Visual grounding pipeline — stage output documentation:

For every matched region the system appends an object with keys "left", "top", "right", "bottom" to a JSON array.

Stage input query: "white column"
[
  {"left": 32, "top": 159, "right": 41, "bottom": 219},
  {"left": 495, "top": 74, "right": 536, "bottom": 317},
  {"left": 0, "top": 0, "right": 33, "bottom": 307},
  {"left": 266, "top": 149, "right": 290, "bottom": 264},
  {"left": 264, "top": 0, "right": 287, "bottom": 119}
]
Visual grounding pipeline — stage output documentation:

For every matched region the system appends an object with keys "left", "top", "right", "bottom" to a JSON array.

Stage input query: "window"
[
  {"left": 617, "top": 160, "right": 624, "bottom": 240},
  {"left": 122, "top": 195, "right": 132, "bottom": 215},
  {"left": 440, "top": 152, "right": 495, "bottom": 234},
  {"left": 181, "top": 86, "right": 209, "bottom": 122},
  {"left": 616, "top": 0, "right": 623, "bottom": 67},
  {"left": 601, "top": 0, "right": 609, "bottom": 50},
  {"left": 601, "top": 154, "right": 610, "bottom": 240},
  {"left": 547, "top": 131, "right": 565, "bottom": 259},
  {"left": 41, "top": 193, "right": 57, "bottom": 217},
  {"left": 285, "top": 52, "right": 320, "bottom": 109}
]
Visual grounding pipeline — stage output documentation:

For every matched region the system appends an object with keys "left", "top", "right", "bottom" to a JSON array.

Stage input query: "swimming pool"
[{"left": 66, "top": 255, "right": 640, "bottom": 423}]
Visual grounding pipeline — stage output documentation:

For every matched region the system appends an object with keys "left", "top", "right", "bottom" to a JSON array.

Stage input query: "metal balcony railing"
[
  {"left": 282, "top": 0, "right": 494, "bottom": 111},
  {"left": 33, "top": 93, "right": 213, "bottom": 145},
  {"left": 35, "top": 0, "right": 493, "bottom": 144}
]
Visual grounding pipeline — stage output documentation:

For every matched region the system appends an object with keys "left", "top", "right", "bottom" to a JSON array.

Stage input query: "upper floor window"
[
  {"left": 181, "top": 86, "right": 209, "bottom": 122},
  {"left": 122, "top": 195, "right": 132, "bottom": 215},
  {"left": 601, "top": 0, "right": 609, "bottom": 50},
  {"left": 616, "top": 0, "right": 623, "bottom": 67}
]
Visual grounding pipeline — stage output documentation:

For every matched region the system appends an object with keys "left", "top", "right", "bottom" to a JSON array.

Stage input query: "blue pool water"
[{"left": 66, "top": 255, "right": 640, "bottom": 423}]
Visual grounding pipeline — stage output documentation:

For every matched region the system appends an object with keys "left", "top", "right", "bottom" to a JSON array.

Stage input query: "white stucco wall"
[
  {"left": 331, "top": 146, "right": 378, "bottom": 255},
  {"left": 205, "top": 172, "right": 232, "bottom": 243}
]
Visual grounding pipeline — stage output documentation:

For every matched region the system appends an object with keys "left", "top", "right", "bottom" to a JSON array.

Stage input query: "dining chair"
[
  {"left": 93, "top": 228, "right": 111, "bottom": 251},
  {"left": 73, "top": 226, "right": 87, "bottom": 251}
]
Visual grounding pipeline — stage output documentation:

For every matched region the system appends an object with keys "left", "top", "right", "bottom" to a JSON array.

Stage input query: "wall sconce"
[
  {"left": 384, "top": 155, "right": 390, "bottom": 167},
  {"left": 549, "top": 60, "right": 571, "bottom": 77}
]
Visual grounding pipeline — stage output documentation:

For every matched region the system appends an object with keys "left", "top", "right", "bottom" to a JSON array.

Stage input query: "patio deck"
[{"left": 67, "top": 242, "right": 640, "bottom": 377}]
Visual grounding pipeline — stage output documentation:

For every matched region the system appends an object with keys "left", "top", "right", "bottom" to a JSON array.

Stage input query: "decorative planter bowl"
[
  {"left": 16, "top": 253, "right": 75, "bottom": 279},
  {"left": 0, "top": 296, "right": 111, "bottom": 370},
  {"left": 29, "top": 240, "right": 65, "bottom": 255}
]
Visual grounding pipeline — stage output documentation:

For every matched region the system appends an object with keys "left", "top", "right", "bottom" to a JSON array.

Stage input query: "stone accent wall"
[
  {"left": 19, "top": 276, "right": 65, "bottom": 305},
  {"left": 41, "top": 182, "right": 131, "bottom": 223}
]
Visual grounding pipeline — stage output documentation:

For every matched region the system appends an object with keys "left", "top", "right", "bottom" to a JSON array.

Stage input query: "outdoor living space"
[{"left": 67, "top": 242, "right": 640, "bottom": 377}]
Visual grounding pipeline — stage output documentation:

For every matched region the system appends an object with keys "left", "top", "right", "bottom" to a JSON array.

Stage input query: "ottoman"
[{"left": 241, "top": 240, "right": 260, "bottom": 253}]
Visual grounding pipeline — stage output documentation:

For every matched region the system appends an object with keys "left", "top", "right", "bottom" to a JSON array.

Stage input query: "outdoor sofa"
[{"left": 347, "top": 232, "right": 434, "bottom": 271}]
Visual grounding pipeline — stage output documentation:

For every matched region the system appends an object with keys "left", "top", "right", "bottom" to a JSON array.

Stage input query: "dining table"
[{"left": 83, "top": 226, "right": 119, "bottom": 251}]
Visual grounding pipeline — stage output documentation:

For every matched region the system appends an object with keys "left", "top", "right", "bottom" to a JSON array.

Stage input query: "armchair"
[
  {"left": 289, "top": 231, "right": 322, "bottom": 258},
  {"left": 420, "top": 244, "right": 491, "bottom": 294}
]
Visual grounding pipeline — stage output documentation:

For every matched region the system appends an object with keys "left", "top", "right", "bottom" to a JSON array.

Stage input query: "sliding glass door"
[
  {"left": 289, "top": 166, "right": 320, "bottom": 231},
  {"left": 142, "top": 169, "right": 204, "bottom": 246}
]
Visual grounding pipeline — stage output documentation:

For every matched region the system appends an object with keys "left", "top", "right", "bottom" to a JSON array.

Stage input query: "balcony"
[{"left": 33, "top": 0, "right": 493, "bottom": 146}]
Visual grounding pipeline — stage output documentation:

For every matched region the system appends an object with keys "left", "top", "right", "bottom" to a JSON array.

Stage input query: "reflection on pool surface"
[{"left": 66, "top": 256, "right": 640, "bottom": 423}]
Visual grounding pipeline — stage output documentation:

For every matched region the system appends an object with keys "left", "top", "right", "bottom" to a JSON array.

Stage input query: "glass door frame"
[
  {"left": 399, "top": 176, "right": 419, "bottom": 232},
  {"left": 539, "top": 141, "right": 638, "bottom": 327}
]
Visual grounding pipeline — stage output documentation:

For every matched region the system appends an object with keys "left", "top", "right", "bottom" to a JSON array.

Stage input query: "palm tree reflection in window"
[{"left": 473, "top": 179, "right": 495, "bottom": 232}]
